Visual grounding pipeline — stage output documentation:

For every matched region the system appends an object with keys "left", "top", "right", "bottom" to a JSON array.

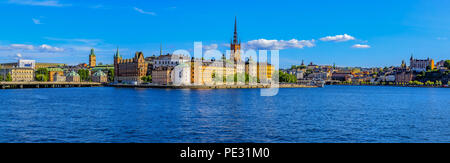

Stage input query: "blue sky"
[{"left": 0, "top": 0, "right": 449, "bottom": 68}]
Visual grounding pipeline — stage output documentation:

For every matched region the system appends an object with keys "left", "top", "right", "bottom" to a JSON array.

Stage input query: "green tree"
[
  {"left": 141, "top": 75, "right": 152, "bottom": 83},
  {"left": 0, "top": 75, "right": 3, "bottom": 81},
  {"left": 35, "top": 74, "right": 48, "bottom": 82},
  {"left": 108, "top": 69, "right": 114, "bottom": 82},
  {"left": 6, "top": 73, "right": 12, "bottom": 81},
  {"left": 78, "top": 69, "right": 91, "bottom": 81},
  {"left": 35, "top": 68, "right": 49, "bottom": 81},
  {"left": 444, "top": 60, "right": 450, "bottom": 69}
]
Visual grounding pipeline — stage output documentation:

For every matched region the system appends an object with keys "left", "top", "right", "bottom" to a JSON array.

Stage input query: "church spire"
[
  {"left": 115, "top": 46, "right": 121, "bottom": 58},
  {"left": 233, "top": 16, "right": 238, "bottom": 44}
]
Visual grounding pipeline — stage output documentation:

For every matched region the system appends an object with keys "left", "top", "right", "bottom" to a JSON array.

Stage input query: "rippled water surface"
[{"left": 0, "top": 86, "right": 449, "bottom": 143}]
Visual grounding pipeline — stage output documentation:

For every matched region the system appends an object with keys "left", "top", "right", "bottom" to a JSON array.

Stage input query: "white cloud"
[
  {"left": 320, "top": 34, "right": 355, "bottom": 42},
  {"left": 16, "top": 53, "right": 22, "bottom": 58},
  {"left": 133, "top": 7, "right": 156, "bottom": 16},
  {"left": 32, "top": 18, "right": 42, "bottom": 24},
  {"left": 10, "top": 44, "right": 35, "bottom": 50},
  {"left": 38, "top": 44, "right": 64, "bottom": 52},
  {"left": 352, "top": 44, "right": 371, "bottom": 49},
  {"left": 8, "top": 0, "right": 70, "bottom": 7},
  {"left": 1, "top": 44, "right": 64, "bottom": 52},
  {"left": 437, "top": 37, "right": 448, "bottom": 40},
  {"left": 203, "top": 44, "right": 218, "bottom": 50},
  {"left": 245, "top": 39, "right": 315, "bottom": 50}
]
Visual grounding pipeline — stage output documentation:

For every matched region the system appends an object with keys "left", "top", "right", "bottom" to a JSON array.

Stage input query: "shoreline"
[
  {"left": 109, "top": 83, "right": 319, "bottom": 89},
  {"left": 327, "top": 84, "right": 449, "bottom": 88}
]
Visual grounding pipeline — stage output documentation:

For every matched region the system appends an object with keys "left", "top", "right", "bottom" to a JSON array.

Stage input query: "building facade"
[
  {"left": 114, "top": 49, "right": 148, "bottom": 83},
  {"left": 410, "top": 55, "right": 434, "bottom": 72},
  {"left": 53, "top": 73, "right": 66, "bottom": 82},
  {"left": 66, "top": 71, "right": 81, "bottom": 82},
  {"left": 89, "top": 48, "right": 96, "bottom": 68},
  {"left": 92, "top": 70, "right": 108, "bottom": 83},
  {"left": 0, "top": 68, "right": 34, "bottom": 82}
]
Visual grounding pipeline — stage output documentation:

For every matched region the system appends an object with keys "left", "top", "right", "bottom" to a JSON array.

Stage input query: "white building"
[
  {"left": 153, "top": 54, "right": 190, "bottom": 69},
  {"left": 18, "top": 59, "right": 36, "bottom": 69}
]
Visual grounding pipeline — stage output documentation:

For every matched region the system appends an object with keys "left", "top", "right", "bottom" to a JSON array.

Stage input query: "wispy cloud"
[
  {"left": 8, "top": 0, "right": 70, "bottom": 7},
  {"left": 436, "top": 37, "right": 448, "bottom": 40},
  {"left": 32, "top": 18, "right": 42, "bottom": 24},
  {"left": 133, "top": 7, "right": 156, "bottom": 16},
  {"left": 44, "top": 37, "right": 102, "bottom": 44},
  {"left": 245, "top": 39, "right": 315, "bottom": 50},
  {"left": 352, "top": 44, "right": 371, "bottom": 49},
  {"left": 320, "top": 34, "right": 356, "bottom": 42},
  {"left": 1, "top": 43, "right": 64, "bottom": 52}
]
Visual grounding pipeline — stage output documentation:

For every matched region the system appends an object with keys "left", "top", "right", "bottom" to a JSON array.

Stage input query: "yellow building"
[
  {"left": 89, "top": 48, "right": 96, "bottom": 68},
  {"left": 0, "top": 68, "right": 35, "bottom": 82}
]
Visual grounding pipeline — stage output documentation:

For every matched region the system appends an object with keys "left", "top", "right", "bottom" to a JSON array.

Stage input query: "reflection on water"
[{"left": 0, "top": 86, "right": 449, "bottom": 143}]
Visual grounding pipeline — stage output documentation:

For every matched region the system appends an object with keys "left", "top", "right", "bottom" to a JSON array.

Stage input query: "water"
[{"left": 0, "top": 86, "right": 449, "bottom": 143}]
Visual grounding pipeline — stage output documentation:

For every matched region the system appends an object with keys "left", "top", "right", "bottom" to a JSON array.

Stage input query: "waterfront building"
[
  {"left": 152, "top": 66, "right": 173, "bottom": 85},
  {"left": 0, "top": 60, "right": 63, "bottom": 70},
  {"left": 53, "top": 73, "right": 66, "bottom": 82},
  {"left": 0, "top": 68, "right": 34, "bottom": 82},
  {"left": 395, "top": 60, "right": 413, "bottom": 83},
  {"left": 331, "top": 72, "right": 353, "bottom": 82},
  {"left": 92, "top": 70, "right": 108, "bottom": 83},
  {"left": 395, "top": 71, "right": 413, "bottom": 83},
  {"left": 89, "top": 48, "right": 96, "bottom": 68},
  {"left": 66, "top": 71, "right": 80, "bottom": 82},
  {"left": 48, "top": 68, "right": 64, "bottom": 82},
  {"left": 410, "top": 55, "right": 434, "bottom": 72},
  {"left": 113, "top": 48, "right": 148, "bottom": 83}
]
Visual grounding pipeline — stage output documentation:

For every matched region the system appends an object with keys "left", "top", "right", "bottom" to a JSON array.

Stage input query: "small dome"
[
  {"left": 93, "top": 70, "right": 106, "bottom": 77},
  {"left": 66, "top": 71, "right": 80, "bottom": 77}
]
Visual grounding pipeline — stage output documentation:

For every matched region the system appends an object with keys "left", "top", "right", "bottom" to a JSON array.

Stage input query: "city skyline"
[{"left": 0, "top": 0, "right": 449, "bottom": 68}]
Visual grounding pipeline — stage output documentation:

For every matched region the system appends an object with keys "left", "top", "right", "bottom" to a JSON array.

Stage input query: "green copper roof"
[
  {"left": 90, "top": 48, "right": 95, "bottom": 56},
  {"left": 115, "top": 47, "right": 121, "bottom": 58},
  {"left": 92, "top": 70, "right": 106, "bottom": 77},
  {"left": 47, "top": 68, "right": 64, "bottom": 72},
  {"left": 66, "top": 71, "right": 80, "bottom": 77}
]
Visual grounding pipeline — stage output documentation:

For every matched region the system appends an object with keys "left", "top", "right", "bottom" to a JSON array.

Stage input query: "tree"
[
  {"left": 35, "top": 74, "right": 48, "bottom": 82},
  {"left": 78, "top": 69, "right": 91, "bottom": 81},
  {"left": 0, "top": 75, "right": 3, "bottom": 81},
  {"left": 444, "top": 60, "right": 450, "bottom": 69},
  {"left": 108, "top": 69, "right": 114, "bottom": 82},
  {"left": 141, "top": 75, "right": 152, "bottom": 83},
  {"left": 6, "top": 73, "right": 12, "bottom": 81},
  {"left": 35, "top": 68, "right": 49, "bottom": 81}
]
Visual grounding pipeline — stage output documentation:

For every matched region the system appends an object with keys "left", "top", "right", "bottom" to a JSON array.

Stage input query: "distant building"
[
  {"left": 153, "top": 54, "right": 190, "bottom": 69},
  {"left": 92, "top": 70, "right": 108, "bottom": 83},
  {"left": 89, "top": 48, "right": 96, "bottom": 68},
  {"left": 66, "top": 71, "right": 81, "bottom": 82},
  {"left": 114, "top": 48, "right": 148, "bottom": 83},
  {"left": 18, "top": 59, "right": 36, "bottom": 69},
  {"left": 152, "top": 66, "right": 174, "bottom": 85},
  {"left": 332, "top": 72, "right": 352, "bottom": 82},
  {"left": 53, "top": 73, "right": 66, "bottom": 82},
  {"left": 410, "top": 55, "right": 434, "bottom": 72},
  {"left": 0, "top": 68, "right": 34, "bottom": 82},
  {"left": 35, "top": 63, "right": 66, "bottom": 69},
  {"left": 48, "top": 68, "right": 64, "bottom": 82}
]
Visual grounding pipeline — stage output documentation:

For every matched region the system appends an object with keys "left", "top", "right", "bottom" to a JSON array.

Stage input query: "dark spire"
[{"left": 233, "top": 16, "right": 238, "bottom": 44}]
